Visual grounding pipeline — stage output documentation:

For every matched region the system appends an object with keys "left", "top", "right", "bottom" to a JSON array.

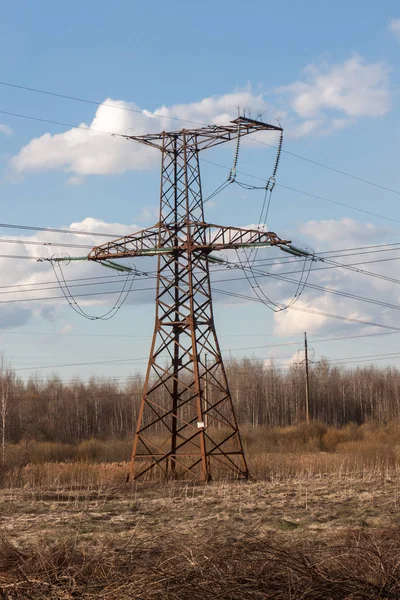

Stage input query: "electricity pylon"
[{"left": 88, "top": 117, "right": 298, "bottom": 482}]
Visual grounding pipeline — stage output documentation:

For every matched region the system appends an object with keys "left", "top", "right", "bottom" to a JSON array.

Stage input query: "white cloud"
[
  {"left": 389, "top": 18, "right": 400, "bottom": 40},
  {"left": 0, "top": 215, "right": 398, "bottom": 342},
  {"left": 10, "top": 55, "right": 392, "bottom": 178},
  {"left": 67, "top": 175, "right": 85, "bottom": 186},
  {"left": 10, "top": 91, "right": 268, "bottom": 177},
  {"left": 272, "top": 218, "right": 397, "bottom": 336},
  {"left": 60, "top": 323, "right": 73, "bottom": 334},
  {"left": 0, "top": 124, "right": 12, "bottom": 136},
  {"left": 68, "top": 217, "right": 137, "bottom": 236},
  {"left": 273, "top": 296, "right": 373, "bottom": 336},
  {"left": 136, "top": 206, "right": 159, "bottom": 224},
  {"left": 0, "top": 217, "right": 145, "bottom": 328},
  {"left": 287, "top": 119, "right": 323, "bottom": 139},
  {"left": 300, "top": 217, "right": 387, "bottom": 246},
  {"left": 276, "top": 55, "right": 390, "bottom": 135}
]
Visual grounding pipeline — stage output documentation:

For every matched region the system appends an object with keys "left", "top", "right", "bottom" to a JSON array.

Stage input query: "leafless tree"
[{"left": 0, "top": 354, "right": 13, "bottom": 466}]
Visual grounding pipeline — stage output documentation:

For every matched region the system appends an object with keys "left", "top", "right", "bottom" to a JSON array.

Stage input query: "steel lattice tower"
[{"left": 88, "top": 117, "right": 289, "bottom": 481}]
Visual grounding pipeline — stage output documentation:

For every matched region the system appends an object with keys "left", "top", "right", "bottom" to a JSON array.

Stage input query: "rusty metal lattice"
[{"left": 89, "top": 117, "right": 284, "bottom": 481}]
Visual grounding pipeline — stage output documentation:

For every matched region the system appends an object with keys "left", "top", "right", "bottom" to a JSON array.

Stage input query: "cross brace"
[
  {"left": 87, "top": 224, "right": 291, "bottom": 261},
  {"left": 87, "top": 117, "right": 303, "bottom": 482}
]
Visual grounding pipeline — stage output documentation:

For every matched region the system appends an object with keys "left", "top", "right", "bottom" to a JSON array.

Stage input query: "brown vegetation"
[
  {"left": 1, "top": 359, "right": 400, "bottom": 597},
  {"left": 1, "top": 527, "right": 400, "bottom": 599},
  {"left": 1, "top": 419, "right": 400, "bottom": 486},
  {"left": 2, "top": 471, "right": 400, "bottom": 598}
]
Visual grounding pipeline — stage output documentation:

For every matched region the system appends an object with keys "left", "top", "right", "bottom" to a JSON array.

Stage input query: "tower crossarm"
[
  {"left": 194, "top": 224, "right": 290, "bottom": 252},
  {"left": 87, "top": 225, "right": 163, "bottom": 260},
  {"left": 200, "top": 225, "right": 312, "bottom": 257},
  {"left": 87, "top": 222, "right": 308, "bottom": 262},
  {"left": 124, "top": 116, "right": 283, "bottom": 152}
]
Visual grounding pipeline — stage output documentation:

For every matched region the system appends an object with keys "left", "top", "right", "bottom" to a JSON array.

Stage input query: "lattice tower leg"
[{"left": 129, "top": 132, "right": 248, "bottom": 481}]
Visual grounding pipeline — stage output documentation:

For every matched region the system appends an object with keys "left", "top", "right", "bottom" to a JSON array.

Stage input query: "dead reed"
[
  {"left": 2, "top": 421, "right": 400, "bottom": 489},
  {"left": 1, "top": 527, "right": 400, "bottom": 598}
]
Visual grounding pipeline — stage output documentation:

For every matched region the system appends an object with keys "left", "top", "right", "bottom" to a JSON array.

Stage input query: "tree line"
[{"left": 1, "top": 356, "right": 400, "bottom": 456}]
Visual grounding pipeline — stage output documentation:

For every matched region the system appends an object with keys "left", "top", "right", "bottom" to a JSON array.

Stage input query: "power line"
[
  {"left": 254, "top": 255, "right": 400, "bottom": 277},
  {"left": 278, "top": 182, "right": 400, "bottom": 225},
  {"left": 313, "top": 242, "right": 400, "bottom": 255},
  {"left": 11, "top": 336, "right": 400, "bottom": 378},
  {"left": 2, "top": 252, "right": 400, "bottom": 330},
  {"left": 245, "top": 261, "right": 400, "bottom": 310},
  {"left": 0, "top": 259, "right": 387, "bottom": 315},
  {"left": 0, "top": 80, "right": 205, "bottom": 127},
  {"left": 252, "top": 242, "right": 400, "bottom": 264},
  {"left": 212, "top": 254, "right": 400, "bottom": 314},
  {"left": 325, "top": 351, "right": 400, "bottom": 362},
  {"left": 9, "top": 352, "right": 294, "bottom": 372},
  {"left": 212, "top": 286, "right": 400, "bottom": 334},
  {"left": 18, "top": 257, "right": 379, "bottom": 347},
  {"left": 0, "top": 108, "right": 127, "bottom": 138},
  {"left": 1, "top": 227, "right": 400, "bottom": 265},
  {"left": 0, "top": 221, "right": 131, "bottom": 238},
  {"left": 0, "top": 105, "right": 398, "bottom": 229},
  {"left": 1, "top": 78, "right": 398, "bottom": 198},
  {"left": 0, "top": 253, "right": 44, "bottom": 261},
  {"left": 0, "top": 237, "right": 94, "bottom": 249},
  {"left": 1, "top": 328, "right": 398, "bottom": 347},
  {"left": 0, "top": 283, "right": 155, "bottom": 305},
  {"left": 0, "top": 271, "right": 123, "bottom": 291},
  {"left": 0, "top": 109, "right": 396, "bottom": 230},
  {"left": 12, "top": 356, "right": 151, "bottom": 372},
  {"left": 0, "top": 230, "right": 398, "bottom": 280},
  {"left": 217, "top": 331, "right": 400, "bottom": 352},
  {"left": 248, "top": 135, "right": 400, "bottom": 197},
  {"left": 201, "top": 158, "right": 400, "bottom": 226},
  {"left": 0, "top": 249, "right": 395, "bottom": 296},
  {"left": 13, "top": 348, "right": 400, "bottom": 374}
]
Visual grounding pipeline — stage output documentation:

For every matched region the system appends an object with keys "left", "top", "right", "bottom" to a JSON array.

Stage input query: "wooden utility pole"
[
  {"left": 304, "top": 332, "right": 310, "bottom": 424},
  {"left": 0, "top": 355, "right": 9, "bottom": 467}
]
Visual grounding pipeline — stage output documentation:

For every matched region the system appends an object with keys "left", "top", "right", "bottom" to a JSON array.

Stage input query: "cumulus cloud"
[
  {"left": 300, "top": 217, "right": 388, "bottom": 246},
  {"left": 10, "top": 91, "right": 269, "bottom": 177},
  {"left": 276, "top": 55, "right": 390, "bottom": 136},
  {"left": 0, "top": 215, "right": 398, "bottom": 341},
  {"left": 9, "top": 55, "right": 392, "bottom": 178},
  {"left": 389, "top": 18, "right": 400, "bottom": 40},
  {"left": 0, "top": 217, "right": 147, "bottom": 328},
  {"left": 272, "top": 218, "right": 397, "bottom": 336},
  {"left": 0, "top": 216, "right": 276, "bottom": 326},
  {"left": 0, "top": 124, "right": 12, "bottom": 136},
  {"left": 273, "top": 296, "right": 374, "bottom": 336}
]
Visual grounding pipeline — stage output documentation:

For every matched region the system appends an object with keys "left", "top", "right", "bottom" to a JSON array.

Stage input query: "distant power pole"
[{"left": 304, "top": 332, "right": 310, "bottom": 424}]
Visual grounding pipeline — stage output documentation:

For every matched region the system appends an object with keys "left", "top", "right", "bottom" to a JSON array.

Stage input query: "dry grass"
[
  {"left": 3, "top": 438, "right": 133, "bottom": 468},
  {"left": 2, "top": 421, "right": 400, "bottom": 488},
  {"left": 1, "top": 524, "right": 400, "bottom": 598},
  {"left": 1, "top": 472, "right": 400, "bottom": 597},
  {"left": 3, "top": 453, "right": 399, "bottom": 491},
  {"left": 2, "top": 423, "right": 400, "bottom": 597}
]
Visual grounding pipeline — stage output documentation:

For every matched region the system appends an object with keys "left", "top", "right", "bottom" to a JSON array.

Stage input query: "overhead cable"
[{"left": 1, "top": 78, "right": 398, "bottom": 197}]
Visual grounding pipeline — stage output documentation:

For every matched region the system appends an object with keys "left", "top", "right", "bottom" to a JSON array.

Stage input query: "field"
[{"left": 2, "top": 424, "right": 400, "bottom": 598}]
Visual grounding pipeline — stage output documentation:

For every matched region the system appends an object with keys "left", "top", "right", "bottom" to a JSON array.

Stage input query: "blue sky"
[{"left": 0, "top": 0, "right": 400, "bottom": 381}]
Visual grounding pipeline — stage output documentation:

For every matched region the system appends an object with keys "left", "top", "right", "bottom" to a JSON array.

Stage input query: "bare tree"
[{"left": 0, "top": 354, "right": 12, "bottom": 466}]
